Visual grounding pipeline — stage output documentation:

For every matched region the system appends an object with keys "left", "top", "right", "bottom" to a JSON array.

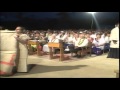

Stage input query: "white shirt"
[
  {"left": 75, "top": 38, "right": 88, "bottom": 47},
  {"left": 48, "top": 35, "right": 52, "bottom": 41},
  {"left": 92, "top": 38, "right": 105, "bottom": 50},
  {"left": 56, "top": 34, "right": 61, "bottom": 39},
  {"left": 61, "top": 34, "right": 68, "bottom": 40},
  {"left": 104, "top": 36, "right": 110, "bottom": 43},
  {"left": 101, "top": 34, "right": 105, "bottom": 39},
  {"left": 49, "top": 38, "right": 59, "bottom": 43},
  {"left": 109, "top": 27, "right": 119, "bottom": 48},
  {"left": 64, "top": 36, "right": 74, "bottom": 44},
  {"left": 90, "top": 34, "right": 96, "bottom": 39}
]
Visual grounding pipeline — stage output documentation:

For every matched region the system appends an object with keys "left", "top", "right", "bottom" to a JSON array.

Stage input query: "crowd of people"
[
  {"left": 21, "top": 28, "right": 112, "bottom": 58},
  {"left": 1, "top": 23, "right": 119, "bottom": 59}
]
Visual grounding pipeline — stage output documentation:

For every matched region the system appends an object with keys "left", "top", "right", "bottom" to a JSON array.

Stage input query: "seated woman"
[
  {"left": 92, "top": 33, "right": 105, "bottom": 55},
  {"left": 71, "top": 32, "right": 88, "bottom": 58}
]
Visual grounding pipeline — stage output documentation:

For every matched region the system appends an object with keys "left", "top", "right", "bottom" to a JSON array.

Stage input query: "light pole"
[{"left": 87, "top": 12, "right": 96, "bottom": 30}]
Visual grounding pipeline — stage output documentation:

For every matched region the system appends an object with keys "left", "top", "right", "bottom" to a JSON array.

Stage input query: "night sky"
[{"left": 0, "top": 12, "right": 119, "bottom": 30}]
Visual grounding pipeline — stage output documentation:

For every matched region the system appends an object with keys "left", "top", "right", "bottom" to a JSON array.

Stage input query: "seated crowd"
[{"left": 25, "top": 29, "right": 110, "bottom": 58}]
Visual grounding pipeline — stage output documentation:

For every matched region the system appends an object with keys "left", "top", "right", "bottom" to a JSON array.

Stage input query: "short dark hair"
[
  {"left": 16, "top": 26, "right": 26, "bottom": 33},
  {"left": 96, "top": 32, "right": 101, "bottom": 35}
]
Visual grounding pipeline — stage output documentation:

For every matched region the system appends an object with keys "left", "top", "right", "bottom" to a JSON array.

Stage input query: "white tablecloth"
[
  {"left": 43, "top": 44, "right": 70, "bottom": 52},
  {"left": 43, "top": 44, "right": 50, "bottom": 52}
]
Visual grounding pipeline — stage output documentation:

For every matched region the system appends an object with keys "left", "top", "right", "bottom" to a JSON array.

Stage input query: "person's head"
[
  {"left": 116, "top": 23, "right": 119, "bottom": 28},
  {"left": 85, "top": 33, "right": 90, "bottom": 38},
  {"left": 67, "top": 33, "right": 71, "bottom": 37},
  {"left": 35, "top": 32, "right": 40, "bottom": 37},
  {"left": 107, "top": 32, "right": 110, "bottom": 37},
  {"left": 47, "top": 29, "right": 50, "bottom": 33},
  {"left": 74, "top": 33, "right": 79, "bottom": 38},
  {"left": 53, "top": 31, "right": 58, "bottom": 35},
  {"left": 15, "top": 26, "right": 25, "bottom": 34},
  {"left": 91, "top": 31, "right": 95, "bottom": 34},
  {"left": 79, "top": 32, "right": 85, "bottom": 38},
  {"left": 61, "top": 31, "right": 65, "bottom": 36},
  {"left": 96, "top": 33, "right": 101, "bottom": 39},
  {"left": 52, "top": 34, "right": 56, "bottom": 39}
]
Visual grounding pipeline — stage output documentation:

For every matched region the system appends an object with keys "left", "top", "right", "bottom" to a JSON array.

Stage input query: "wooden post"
[
  {"left": 36, "top": 41, "right": 41, "bottom": 56},
  {"left": 59, "top": 41, "right": 64, "bottom": 61},
  {"left": 48, "top": 40, "right": 64, "bottom": 61},
  {"left": 49, "top": 47, "right": 53, "bottom": 59},
  {"left": 28, "top": 43, "right": 33, "bottom": 54},
  {"left": 28, "top": 40, "right": 41, "bottom": 56}
]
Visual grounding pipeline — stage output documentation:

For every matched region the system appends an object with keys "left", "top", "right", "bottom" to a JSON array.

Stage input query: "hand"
[
  {"left": 69, "top": 41, "right": 73, "bottom": 43},
  {"left": 75, "top": 46, "right": 78, "bottom": 48},
  {"left": 95, "top": 44, "right": 99, "bottom": 47},
  {"left": 14, "top": 36, "right": 20, "bottom": 40}
]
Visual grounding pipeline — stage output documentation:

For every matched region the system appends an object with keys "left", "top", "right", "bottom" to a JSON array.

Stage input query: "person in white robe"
[
  {"left": 14, "top": 26, "right": 31, "bottom": 72},
  {"left": 107, "top": 23, "right": 119, "bottom": 59}
]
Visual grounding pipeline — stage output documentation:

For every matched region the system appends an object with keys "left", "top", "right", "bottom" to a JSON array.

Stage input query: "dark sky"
[
  {"left": 0, "top": 12, "right": 119, "bottom": 20},
  {"left": 0, "top": 12, "right": 119, "bottom": 30}
]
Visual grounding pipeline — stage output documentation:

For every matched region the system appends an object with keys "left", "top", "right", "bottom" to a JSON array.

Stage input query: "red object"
[
  {"left": 0, "top": 70, "right": 12, "bottom": 75},
  {"left": 0, "top": 54, "right": 15, "bottom": 66},
  {"left": 0, "top": 54, "right": 15, "bottom": 75},
  {"left": 39, "top": 45, "right": 42, "bottom": 51},
  {"left": 0, "top": 61, "right": 14, "bottom": 66},
  {"left": 55, "top": 54, "right": 70, "bottom": 60}
]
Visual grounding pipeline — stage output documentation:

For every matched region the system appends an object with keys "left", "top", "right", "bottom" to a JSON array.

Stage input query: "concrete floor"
[{"left": 2, "top": 54, "right": 119, "bottom": 78}]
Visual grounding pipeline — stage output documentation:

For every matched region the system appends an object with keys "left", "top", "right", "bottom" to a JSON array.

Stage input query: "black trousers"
[
  {"left": 54, "top": 42, "right": 66, "bottom": 54},
  {"left": 69, "top": 46, "right": 82, "bottom": 54}
]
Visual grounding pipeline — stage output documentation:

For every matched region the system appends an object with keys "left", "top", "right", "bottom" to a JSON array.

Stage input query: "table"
[{"left": 28, "top": 40, "right": 41, "bottom": 56}]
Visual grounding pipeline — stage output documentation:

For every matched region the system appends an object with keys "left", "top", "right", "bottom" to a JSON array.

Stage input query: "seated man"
[
  {"left": 68, "top": 32, "right": 79, "bottom": 53},
  {"left": 64, "top": 33, "right": 75, "bottom": 51},
  {"left": 92, "top": 33, "right": 105, "bottom": 55},
  {"left": 104, "top": 32, "right": 110, "bottom": 52},
  {"left": 85, "top": 32, "right": 94, "bottom": 43},
  {"left": 43, "top": 34, "right": 59, "bottom": 53},
  {"left": 71, "top": 32, "right": 88, "bottom": 58}
]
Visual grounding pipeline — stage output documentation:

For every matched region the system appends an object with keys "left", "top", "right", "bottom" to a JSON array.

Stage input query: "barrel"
[
  {"left": 0, "top": 30, "right": 29, "bottom": 73},
  {"left": 0, "top": 51, "right": 16, "bottom": 75},
  {"left": 0, "top": 30, "right": 17, "bottom": 76},
  {"left": 0, "top": 30, "right": 17, "bottom": 51}
]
